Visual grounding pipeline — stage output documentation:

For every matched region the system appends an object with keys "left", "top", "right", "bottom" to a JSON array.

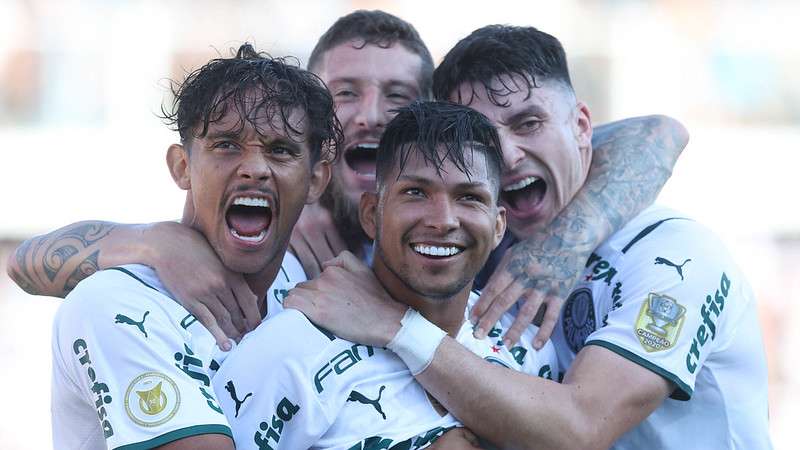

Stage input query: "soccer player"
[
  {"left": 6, "top": 10, "right": 688, "bottom": 352},
  {"left": 49, "top": 44, "right": 338, "bottom": 449},
  {"left": 211, "top": 100, "right": 557, "bottom": 449},
  {"left": 286, "top": 26, "right": 772, "bottom": 449}
]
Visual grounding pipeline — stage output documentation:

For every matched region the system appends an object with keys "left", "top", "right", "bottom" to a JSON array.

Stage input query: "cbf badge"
[
  {"left": 125, "top": 372, "right": 180, "bottom": 427},
  {"left": 634, "top": 293, "right": 686, "bottom": 352}
]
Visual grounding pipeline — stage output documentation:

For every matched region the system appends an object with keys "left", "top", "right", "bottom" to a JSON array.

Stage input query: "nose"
[
  {"left": 353, "top": 89, "right": 387, "bottom": 131},
  {"left": 423, "top": 195, "right": 459, "bottom": 233},
  {"left": 237, "top": 149, "right": 270, "bottom": 181},
  {"left": 499, "top": 130, "right": 525, "bottom": 170}
]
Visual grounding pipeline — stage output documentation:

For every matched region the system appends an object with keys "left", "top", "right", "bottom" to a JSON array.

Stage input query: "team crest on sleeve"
[
  {"left": 635, "top": 293, "right": 686, "bottom": 352},
  {"left": 562, "top": 288, "right": 596, "bottom": 353},
  {"left": 124, "top": 372, "right": 180, "bottom": 427}
]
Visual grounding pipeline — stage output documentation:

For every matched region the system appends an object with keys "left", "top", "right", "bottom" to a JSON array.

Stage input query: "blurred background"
[{"left": 1, "top": 0, "right": 797, "bottom": 448}]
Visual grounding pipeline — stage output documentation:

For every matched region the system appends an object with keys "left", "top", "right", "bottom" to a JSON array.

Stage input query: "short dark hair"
[
  {"left": 308, "top": 10, "right": 434, "bottom": 98},
  {"left": 162, "top": 43, "right": 343, "bottom": 162},
  {"left": 433, "top": 25, "right": 573, "bottom": 106},
  {"left": 377, "top": 100, "right": 503, "bottom": 196}
]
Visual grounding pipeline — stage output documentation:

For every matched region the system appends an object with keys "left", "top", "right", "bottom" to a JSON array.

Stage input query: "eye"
[
  {"left": 270, "top": 144, "right": 299, "bottom": 157},
  {"left": 517, "top": 119, "right": 543, "bottom": 133},
  {"left": 213, "top": 141, "right": 239, "bottom": 152},
  {"left": 335, "top": 89, "right": 356, "bottom": 99},
  {"left": 387, "top": 92, "right": 411, "bottom": 102},
  {"left": 403, "top": 187, "right": 424, "bottom": 197}
]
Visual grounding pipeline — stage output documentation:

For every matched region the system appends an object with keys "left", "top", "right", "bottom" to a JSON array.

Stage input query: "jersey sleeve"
[
  {"left": 265, "top": 251, "right": 307, "bottom": 319},
  {"left": 51, "top": 268, "right": 231, "bottom": 450},
  {"left": 212, "top": 309, "right": 338, "bottom": 449},
  {"left": 583, "top": 220, "right": 748, "bottom": 400}
]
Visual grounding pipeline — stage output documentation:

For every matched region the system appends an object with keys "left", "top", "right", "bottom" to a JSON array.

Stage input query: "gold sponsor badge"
[
  {"left": 634, "top": 293, "right": 686, "bottom": 352},
  {"left": 125, "top": 372, "right": 180, "bottom": 427}
]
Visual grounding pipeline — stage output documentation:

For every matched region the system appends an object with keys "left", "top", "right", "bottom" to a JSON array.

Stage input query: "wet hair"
[
  {"left": 433, "top": 25, "right": 573, "bottom": 106},
  {"left": 376, "top": 100, "right": 503, "bottom": 196},
  {"left": 161, "top": 43, "right": 343, "bottom": 162},
  {"left": 308, "top": 10, "right": 434, "bottom": 98}
]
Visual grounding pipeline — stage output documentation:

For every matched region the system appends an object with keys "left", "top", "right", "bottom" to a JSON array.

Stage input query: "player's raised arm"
[
  {"left": 474, "top": 115, "right": 689, "bottom": 347},
  {"left": 6, "top": 220, "right": 260, "bottom": 346}
]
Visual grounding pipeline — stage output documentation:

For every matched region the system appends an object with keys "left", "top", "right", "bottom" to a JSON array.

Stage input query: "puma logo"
[
  {"left": 225, "top": 380, "right": 252, "bottom": 418},
  {"left": 347, "top": 385, "right": 386, "bottom": 420},
  {"left": 114, "top": 311, "right": 149, "bottom": 338},
  {"left": 654, "top": 257, "right": 691, "bottom": 281}
]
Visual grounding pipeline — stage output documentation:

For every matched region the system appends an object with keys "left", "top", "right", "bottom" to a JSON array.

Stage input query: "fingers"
[
  {"left": 190, "top": 303, "right": 232, "bottom": 351},
  {"left": 230, "top": 275, "right": 260, "bottom": 332},
  {"left": 501, "top": 290, "right": 545, "bottom": 347},
  {"left": 474, "top": 281, "right": 522, "bottom": 340},
  {"left": 215, "top": 287, "right": 247, "bottom": 336},
  {"left": 532, "top": 295, "right": 563, "bottom": 349},
  {"left": 289, "top": 232, "right": 322, "bottom": 278},
  {"left": 322, "top": 250, "right": 366, "bottom": 272}
]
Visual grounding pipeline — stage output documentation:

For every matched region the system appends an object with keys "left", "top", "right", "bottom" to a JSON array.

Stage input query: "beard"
[{"left": 320, "top": 175, "right": 371, "bottom": 254}]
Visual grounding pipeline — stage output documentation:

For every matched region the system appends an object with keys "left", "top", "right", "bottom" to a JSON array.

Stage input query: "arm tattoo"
[
  {"left": 64, "top": 250, "right": 101, "bottom": 293},
  {"left": 10, "top": 222, "right": 116, "bottom": 297},
  {"left": 504, "top": 116, "right": 687, "bottom": 291}
]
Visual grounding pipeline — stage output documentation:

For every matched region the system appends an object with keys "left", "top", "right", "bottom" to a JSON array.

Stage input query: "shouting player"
[{"left": 49, "top": 44, "right": 339, "bottom": 449}]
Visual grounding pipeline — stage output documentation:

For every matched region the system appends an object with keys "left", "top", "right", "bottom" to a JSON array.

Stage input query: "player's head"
[
  {"left": 433, "top": 25, "right": 593, "bottom": 238},
  {"left": 164, "top": 43, "right": 342, "bottom": 277},
  {"left": 309, "top": 10, "right": 434, "bottom": 246},
  {"left": 361, "top": 100, "right": 506, "bottom": 302}
]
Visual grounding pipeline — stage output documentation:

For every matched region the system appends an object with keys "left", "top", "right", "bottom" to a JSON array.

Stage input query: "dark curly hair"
[
  {"left": 433, "top": 25, "right": 572, "bottom": 106},
  {"left": 308, "top": 10, "right": 434, "bottom": 99},
  {"left": 377, "top": 100, "right": 504, "bottom": 196},
  {"left": 162, "top": 43, "right": 343, "bottom": 162}
]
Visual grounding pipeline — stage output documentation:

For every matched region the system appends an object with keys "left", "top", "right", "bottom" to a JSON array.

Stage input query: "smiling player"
[{"left": 49, "top": 44, "right": 339, "bottom": 450}]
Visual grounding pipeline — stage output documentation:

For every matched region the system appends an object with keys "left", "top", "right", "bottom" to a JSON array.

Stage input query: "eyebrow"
[
  {"left": 328, "top": 77, "right": 419, "bottom": 90},
  {"left": 396, "top": 175, "right": 492, "bottom": 191},
  {"left": 498, "top": 104, "right": 549, "bottom": 127}
]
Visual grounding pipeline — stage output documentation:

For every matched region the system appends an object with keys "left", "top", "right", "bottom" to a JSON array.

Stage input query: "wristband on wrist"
[{"left": 386, "top": 308, "right": 447, "bottom": 375}]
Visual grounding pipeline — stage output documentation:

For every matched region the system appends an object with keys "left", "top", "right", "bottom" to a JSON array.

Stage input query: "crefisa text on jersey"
[
  {"left": 73, "top": 338, "right": 114, "bottom": 438},
  {"left": 685, "top": 272, "right": 730, "bottom": 373},
  {"left": 253, "top": 396, "right": 300, "bottom": 450}
]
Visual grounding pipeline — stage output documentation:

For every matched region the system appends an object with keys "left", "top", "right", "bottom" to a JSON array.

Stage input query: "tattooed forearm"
[
  {"left": 503, "top": 115, "right": 688, "bottom": 290},
  {"left": 6, "top": 221, "right": 117, "bottom": 297},
  {"left": 64, "top": 250, "right": 101, "bottom": 293}
]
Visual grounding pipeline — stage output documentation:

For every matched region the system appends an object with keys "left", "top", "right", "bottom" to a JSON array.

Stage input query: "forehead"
[
  {"left": 451, "top": 74, "right": 569, "bottom": 124},
  {"left": 199, "top": 97, "right": 310, "bottom": 142},
  {"left": 385, "top": 144, "right": 492, "bottom": 190},
  {"left": 316, "top": 41, "right": 423, "bottom": 89}
]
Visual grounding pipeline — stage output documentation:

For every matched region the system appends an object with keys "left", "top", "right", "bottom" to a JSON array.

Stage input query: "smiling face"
[
  {"left": 362, "top": 145, "right": 505, "bottom": 302},
  {"left": 313, "top": 41, "right": 424, "bottom": 224},
  {"left": 168, "top": 104, "right": 329, "bottom": 278},
  {"left": 452, "top": 75, "right": 593, "bottom": 238}
]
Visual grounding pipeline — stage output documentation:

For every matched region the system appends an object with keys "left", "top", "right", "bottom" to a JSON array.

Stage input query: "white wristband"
[{"left": 386, "top": 308, "right": 447, "bottom": 375}]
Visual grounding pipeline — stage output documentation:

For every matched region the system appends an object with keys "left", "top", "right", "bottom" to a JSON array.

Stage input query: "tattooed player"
[
  {"left": 49, "top": 44, "right": 338, "bottom": 449},
  {"left": 286, "top": 26, "right": 771, "bottom": 449}
]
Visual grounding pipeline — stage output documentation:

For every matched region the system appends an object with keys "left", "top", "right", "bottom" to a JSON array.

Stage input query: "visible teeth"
[
  {"left": 352, "top": 143, "right": 378, "bottom": 151},
  {"left": 230, "top": 229, "right": 267, "bottom": 242},
  {"left": 412, "top": 244, "right": 462, "bottom": 257},
  {"left": 502, "top": 176, "right": 538, "bottom": 192},
  {"left": 233, "top": 197, "right": 269, "bottom": 208}
]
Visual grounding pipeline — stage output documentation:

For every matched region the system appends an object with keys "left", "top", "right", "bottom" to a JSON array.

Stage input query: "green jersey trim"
[
  {"left": 112, "top": 424, "right": 232, "bottom": 450},
  {"left": 107, "top": 267, "right": 160, "bottom": 294},
  {"left": 585, "top": 340, "right": 692, "bottom": 401}
]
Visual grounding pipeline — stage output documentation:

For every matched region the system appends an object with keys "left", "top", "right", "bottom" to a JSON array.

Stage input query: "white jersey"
[
  {"left": 51, "top": 252, "right": 305, "bottom": 450},
  {"left": 213, "top": 292, "right": 560, "bottom": 450},
  {"left": 552, "top": 205, "right": 771, "bottom": 449}
]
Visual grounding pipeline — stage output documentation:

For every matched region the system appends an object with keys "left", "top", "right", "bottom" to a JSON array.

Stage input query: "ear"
[
  {"left": 492, "top": 205, "right": 507, "bottom": 250},
  {"left": 359, "top": 190, "right": 379, "bottom": 241},
  {"left": 305, "top": 159, "right": 332, "bottom": 204},
  {"left": 574, "top": 101, "right": 593, "bottom": 168},
  {"left": 166, "top": 144, "right": 191, "bottom": 190}
]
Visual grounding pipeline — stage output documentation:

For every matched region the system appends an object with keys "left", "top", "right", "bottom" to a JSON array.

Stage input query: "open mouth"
[
  {"left": 500, "top": 176, "right": 547, "bottom": 214},
  {"left": 345, "top": 143, "right": 378, "bottom": 177},
  {"left": 225, "top": 196, "right": 272, "bottom": 243},
  {"left": 411, "top": 243, "right": 464, "bottom": 259}
]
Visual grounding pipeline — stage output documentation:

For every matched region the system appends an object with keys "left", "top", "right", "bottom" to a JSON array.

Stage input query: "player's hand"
[
  {"left": 471, "top": 236, "right": 583, "bottom": 350},
  {"left": 143, "top": 222, "right": 259, "bottom": 350},
  {"left": 284, "top": 251, "right": 405, "bottom": 347},
  {"left": 289, "top": 202, "right": 348, "bottom": 278},
  {"left": 428, "top": 428, "right": 485, "bottom": 449}
]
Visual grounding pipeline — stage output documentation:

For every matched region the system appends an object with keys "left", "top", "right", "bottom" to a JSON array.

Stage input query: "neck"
[{"left": 371, "top": 254, "right": 471, "bottom": 337}]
